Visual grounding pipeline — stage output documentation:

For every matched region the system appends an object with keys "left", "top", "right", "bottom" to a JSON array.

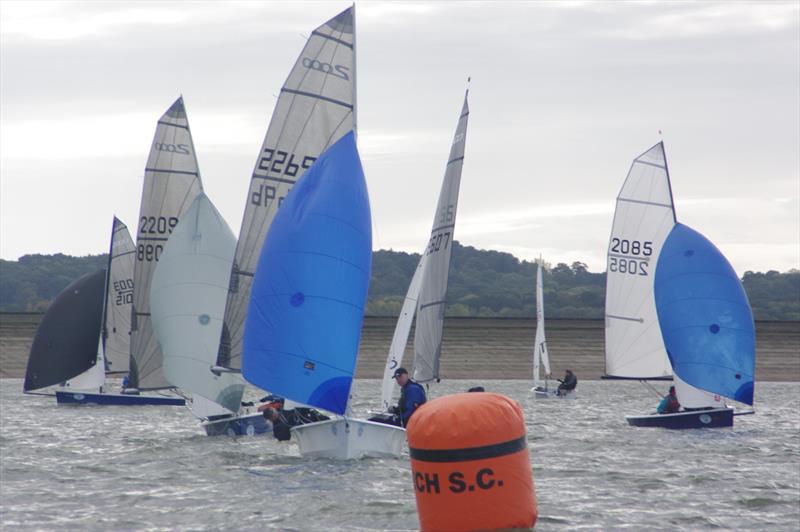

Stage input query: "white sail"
[
  {"left": 103, "top": 217, "right": 135, "bottom": 374},
  {"left": 604, "top": 142, "right": 675, "bottom": 379},
  {"left": 674, "top": 373, "right": 725, "bottom": 409},
  {"left": 218, "top": 6, "right": 356, "bottom": 371},
  {"left": 380, "top": 254, "right": 427, "bottom": 410},
  {"left": 532, "top": 262, "right": 550, "bottom": 387},
  {"left": 150, "top": 193, "right": 244, "bottom": 413},
  {"left": 64, "top": 338, "right": 106, "bottom": 391},
  {"left": 130, "top": 96, "right": 203, "bottom": 390},
  {"left": 413, "top": 91, "right": 469, "bottom": 383}
]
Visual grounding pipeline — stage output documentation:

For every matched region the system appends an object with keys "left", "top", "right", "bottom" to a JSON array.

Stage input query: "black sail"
[{"left": 24, "top": 269, "right": 106, "bottom": 392}]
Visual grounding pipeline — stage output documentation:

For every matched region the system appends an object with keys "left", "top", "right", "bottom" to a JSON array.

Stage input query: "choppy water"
[{"left": 1, "top": 379, "right": 799, "bottom": 531}]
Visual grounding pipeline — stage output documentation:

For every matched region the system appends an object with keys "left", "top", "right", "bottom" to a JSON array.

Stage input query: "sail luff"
[
  {"left": 412, "top": 90, "right": 469, "bottom": 383},
  {"left": 218, "top": 6, "right": 356, "bottom": 372}
]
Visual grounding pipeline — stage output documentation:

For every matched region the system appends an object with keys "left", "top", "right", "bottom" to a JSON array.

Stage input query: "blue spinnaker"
[
  {"left": 242, "top": 131, "right": 371, "bottom": 415},
  {"left": 654, "top": 223, "right": 755, "bottom": 405}
]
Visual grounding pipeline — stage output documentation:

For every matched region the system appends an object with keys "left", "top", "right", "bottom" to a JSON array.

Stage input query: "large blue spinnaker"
[
  {"left": 654, "top": 223, "right": 755, "bottom": 405},
  {"left": 242, "top": 131, "right": 371, "bottom": 415}
]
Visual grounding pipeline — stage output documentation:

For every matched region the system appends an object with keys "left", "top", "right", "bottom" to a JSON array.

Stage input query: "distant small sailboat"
[
  {"left": 379, "top": 88, "right": 470, "bottom": 414},
  {"left": 604, "top": 142, "right": 755, "bottom": 428},
  {"left": 529, "top": 261, "right": 573, "bottom": 399}
]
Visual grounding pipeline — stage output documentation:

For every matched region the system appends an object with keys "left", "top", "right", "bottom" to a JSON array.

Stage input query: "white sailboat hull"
[
  {"left": 530, "top": 387, "right": 577, "bottom": 400},
  {"left": 291, "top": 418, "right": 406, "bottom": 460}
]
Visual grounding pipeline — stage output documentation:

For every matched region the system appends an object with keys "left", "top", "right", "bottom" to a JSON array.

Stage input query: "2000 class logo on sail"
[{"left": 301, "top": 57, "right": 350, "bottom": 81}]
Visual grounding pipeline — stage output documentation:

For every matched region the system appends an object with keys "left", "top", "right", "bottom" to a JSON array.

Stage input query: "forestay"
[
  {"left": 129, "top": 97, "right": 203, "bottom": 390},
  {"left": 243, "top": 132, "right": 370, "bottom": 416},
  {"left": 604, "top": 142, "right": 675, "bottom": 379},
  {"left": 413, "top": 91, "right": 469, "bottom": 383},
  {"left": 380, "top": 254, "right": 427, "bottom": 410},
  {"left": 654, "top": 223, "right": 755, "bottom": 406},
  {"left": 103, "top": 217, "right": 135, "bottom": 374},
  {"left": 532, "top": 263, "right": 551, "bottom": 387},
  {"left": 219, "top": 6, "right": 356, "bottom": 371},
  {"left": 24, "top": 270, "right": 106, "bottom": 392},
  {"left": 150, "top": 193, "right": 244, "bottom": 413}
]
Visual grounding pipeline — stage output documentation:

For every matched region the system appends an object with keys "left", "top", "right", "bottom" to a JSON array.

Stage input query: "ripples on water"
[{"left": 1, "top": 379, "right": 798, "bottom": 531}]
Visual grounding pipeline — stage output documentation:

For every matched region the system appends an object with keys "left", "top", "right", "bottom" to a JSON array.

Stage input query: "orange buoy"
[{"left": 406, "top": 392, "right": 537, "bottom": 531}]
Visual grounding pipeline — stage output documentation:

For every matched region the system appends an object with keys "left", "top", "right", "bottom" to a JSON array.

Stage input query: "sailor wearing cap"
[{"left": 391, "top": 367, "right": 427, "bottom": 427}]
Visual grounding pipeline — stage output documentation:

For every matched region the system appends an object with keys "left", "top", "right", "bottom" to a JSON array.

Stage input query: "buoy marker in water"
[{"left": 406, "top": 392, "right": 538, "bottom": 531}]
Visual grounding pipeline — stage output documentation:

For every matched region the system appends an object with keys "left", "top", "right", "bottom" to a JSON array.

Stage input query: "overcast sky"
[{"left": 2, "top": 1, "right": 798, "bottom": 274}]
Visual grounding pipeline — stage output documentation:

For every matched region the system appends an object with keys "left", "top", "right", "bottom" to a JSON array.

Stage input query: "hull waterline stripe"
[
  {"left": 410, "top": 435, "right": 527, "bottom": 462},
  {"left": 281, "top": 88, "right": 353, "bottom": 110}
]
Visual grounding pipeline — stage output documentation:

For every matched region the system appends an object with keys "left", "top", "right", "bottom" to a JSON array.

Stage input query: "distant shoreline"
[{"left": 2, "top": 314, "right": 798, "bottom": 381}]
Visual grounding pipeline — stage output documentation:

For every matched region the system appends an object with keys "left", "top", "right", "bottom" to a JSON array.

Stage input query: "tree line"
[{"left": 1, "top": 244, "right": 798, "bottom": 320}]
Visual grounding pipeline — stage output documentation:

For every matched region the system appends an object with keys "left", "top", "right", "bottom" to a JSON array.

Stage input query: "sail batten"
[
  {"left": 219, "top": 6, "right": 356, "bottom": 370},
  {"left": 129, "top": 96, "right": 203, "bottom": 390}
]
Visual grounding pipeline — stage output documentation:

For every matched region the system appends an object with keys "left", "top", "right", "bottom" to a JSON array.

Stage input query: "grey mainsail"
[
  {"left": 412, "top": 91, "right": 469, "bottom": 383},
  {"left": 129, "top": 97, "right": 203, "bottom": 390},
  {"left": 217, "top": 6, "right": 356, "bottom": 370},
  {"left": 103, "top": 217, "right": 135, "bottom": 374}
]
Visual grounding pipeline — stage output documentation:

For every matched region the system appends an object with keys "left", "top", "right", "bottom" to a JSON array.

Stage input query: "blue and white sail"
[
  {"left": 150, "top": 193, "right": 245, "bottom": 414},
  {"left": 604, "top": 142, "right": 675, "bottom": 380},
  {"left": 654, "top": 223, "right": 755, "bottom": 406},
  {"left": 218, "top": 6, "right": 356, "bottom": 372},
  {"left": 242, "top": 131, "right": 370, "bottom": 416}
]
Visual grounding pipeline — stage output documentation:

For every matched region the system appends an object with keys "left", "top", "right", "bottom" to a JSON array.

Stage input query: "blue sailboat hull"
[
  {"left": 55, "top": 390, "right": 185, "bottom": 406},
  {"left": 201, "top": 412, "right": 272, "bottom": 437},
  {"left": 626, "top": 407, "right": 734, "bottom": 429}
]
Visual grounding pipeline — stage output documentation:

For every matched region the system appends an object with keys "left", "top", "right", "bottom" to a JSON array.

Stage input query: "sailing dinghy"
[
  {"left": 604, "top": 142, "right": 755, "bottom": 428},
  {"left": 377, "top": 88, "right": 470, "bottom": 419},
  {"left": 205, "top": 6, "right": 364, "bottom": 438},
  {"left": 243, "top": 131, "right": 403, "bottom": 459},
  {"left": 25, "top": 218, "right": 183, "bottom": 406}
]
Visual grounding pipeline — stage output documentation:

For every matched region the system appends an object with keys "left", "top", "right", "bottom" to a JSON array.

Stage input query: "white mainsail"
[
  {"left": 150, "top": 193, "right": 244, "bottom": 413},
  {"left": 532, "top": 262, "right": 551, "bottom": 388},
  {"left": 412, "top": 91, "right": 469, "bottom": 383},
  {"left": 103, "top": 217, "right": 135, "bottom": 374},
  {"left": 129, "top": 96, "right": 203, "bottom": 390},
  {"left": 380, "top": 254, "right": 427, "bottom": 410},
  {"left": 604, "top": 142, "right": 675, "bottom": 379},
  {"left": 217, "top": 6, "right": 356, "bottom": 371}
]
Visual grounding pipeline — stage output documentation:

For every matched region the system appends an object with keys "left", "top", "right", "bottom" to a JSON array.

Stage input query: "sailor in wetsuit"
[
  {"left": 557, "top": 369, "right": 578, "bottom": 396},
  {"left": 261, "top": 407, "right": 329, "bottom": 441}
]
